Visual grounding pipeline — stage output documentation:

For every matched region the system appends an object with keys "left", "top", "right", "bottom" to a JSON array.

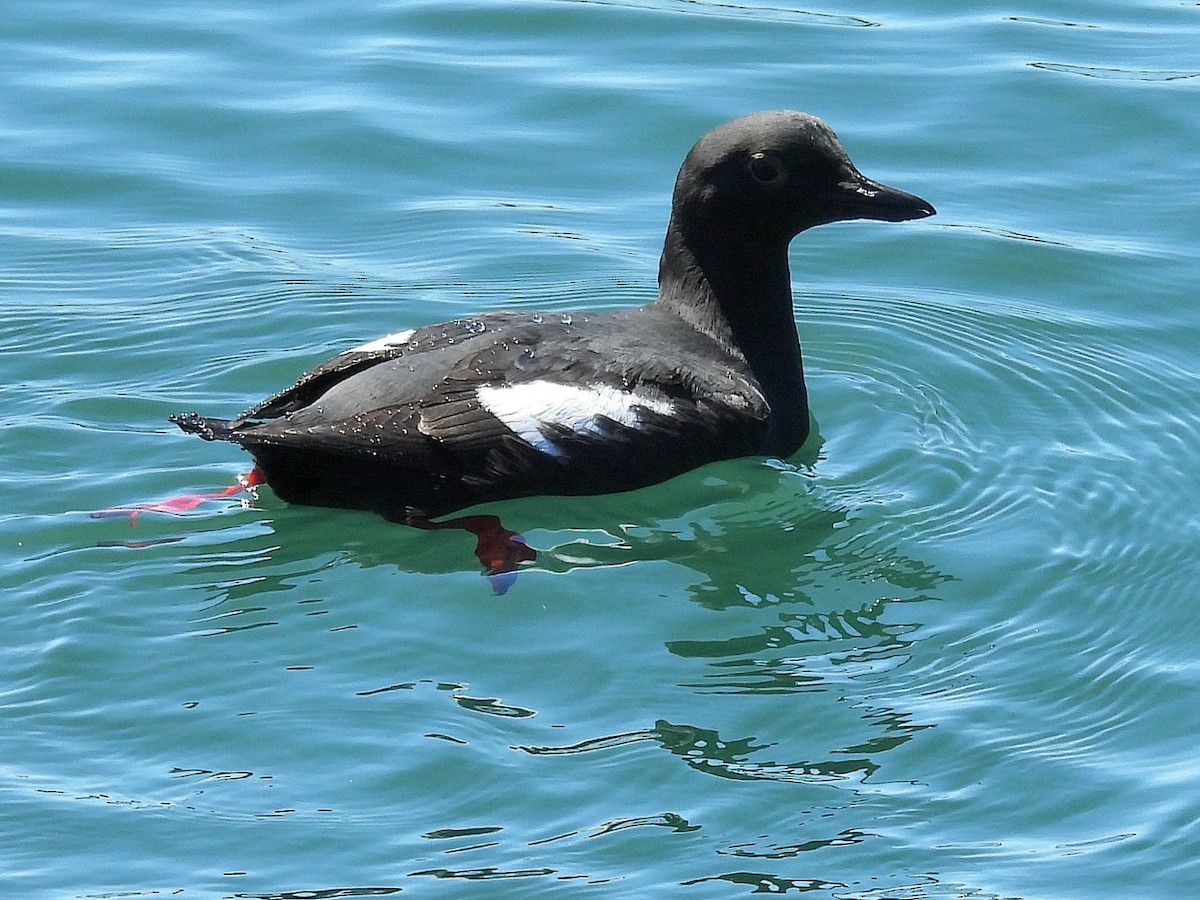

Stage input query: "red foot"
[
  {"left": 91, "top": 467, "right": 264, "bottom": 522},
  {"left": 412, "top": 514, "right": 537, "bottom": 594}
]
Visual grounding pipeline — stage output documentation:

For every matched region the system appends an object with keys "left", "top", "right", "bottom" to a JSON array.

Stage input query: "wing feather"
[{"left": 220, "top": 309, "right": 771, "bottom": 496}]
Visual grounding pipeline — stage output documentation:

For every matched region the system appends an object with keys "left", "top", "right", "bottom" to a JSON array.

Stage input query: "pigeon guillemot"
[{"left": 171, "top": 110, "right": 934, "bottom": 521}]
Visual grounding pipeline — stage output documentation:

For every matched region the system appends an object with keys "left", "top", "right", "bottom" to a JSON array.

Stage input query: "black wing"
[
  {"left": 180, "top": 307, "right": 770, "bottom": 506},
  {"left": 232, "top": 313, "right": 522, "bottom": 424}
]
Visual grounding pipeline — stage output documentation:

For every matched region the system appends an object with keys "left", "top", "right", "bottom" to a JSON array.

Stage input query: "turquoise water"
[{"left": 3, "top": 1, "right": 1198, "bottom": 897}]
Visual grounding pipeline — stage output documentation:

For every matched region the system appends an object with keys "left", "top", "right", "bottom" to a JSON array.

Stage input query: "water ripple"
[
  {"left": 546, "top": 0, "right": 880, "bottom": 27},
  {"left": 1030, "top": 62, "right": 1200, "bottom": 81},
  {"left": 801, "top": 290, "right": 1200, "bottom": 576}
]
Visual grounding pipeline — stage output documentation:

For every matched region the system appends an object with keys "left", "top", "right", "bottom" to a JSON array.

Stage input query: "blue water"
[{"left": 3, "top": 1, "right": 1199, "bottom": 897}]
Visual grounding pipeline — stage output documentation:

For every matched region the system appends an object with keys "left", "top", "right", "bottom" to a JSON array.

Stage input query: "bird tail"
[{"left": 169, "top": 412, "right": 236, "bottom": 442}]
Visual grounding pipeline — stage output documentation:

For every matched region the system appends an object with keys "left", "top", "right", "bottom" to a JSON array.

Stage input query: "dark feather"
[{"left": 169, "top": 110, "right": 933, "bottom": 518}]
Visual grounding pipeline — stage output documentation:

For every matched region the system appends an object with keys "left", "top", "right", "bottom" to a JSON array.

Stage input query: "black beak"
[{"left": 830, "top": 168, "right": 936, "bottom": 223}]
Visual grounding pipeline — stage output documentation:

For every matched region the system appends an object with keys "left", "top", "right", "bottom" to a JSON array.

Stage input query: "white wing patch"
[
  {"left": 344, "top": 328, "right": 416, "bottom": 355},
  {"left": 476, "top": 380, "right": 675, "bottom": 458}
]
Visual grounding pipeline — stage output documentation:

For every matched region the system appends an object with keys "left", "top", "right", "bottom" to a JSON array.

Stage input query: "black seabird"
[{"left": 171, "top": 110, "right": 934, "bottom": 523}]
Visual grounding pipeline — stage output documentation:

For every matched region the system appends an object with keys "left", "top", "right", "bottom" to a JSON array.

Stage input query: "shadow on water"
[
  {"left": 90, "top": 427, "right": 950, "bottom": 610},
  {"left": 77, "top": 423, "right": 961, "bottom": 897},
  {"left": 88, "top": 426, "right": 951, "bottom": 742}
]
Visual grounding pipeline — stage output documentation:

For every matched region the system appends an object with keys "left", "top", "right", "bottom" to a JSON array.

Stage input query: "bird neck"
[{"left": 655, "top": 218, "right": 811, "bottom": 456}]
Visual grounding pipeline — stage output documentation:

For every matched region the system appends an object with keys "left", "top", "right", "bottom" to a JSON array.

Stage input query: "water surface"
[{"left": 3, "top": 1, "right": 1198, "bottom": 897}]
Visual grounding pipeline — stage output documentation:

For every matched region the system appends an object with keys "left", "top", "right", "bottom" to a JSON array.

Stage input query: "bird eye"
[{"left": 748, "top": 151, "right": 785, "bottom": 185}]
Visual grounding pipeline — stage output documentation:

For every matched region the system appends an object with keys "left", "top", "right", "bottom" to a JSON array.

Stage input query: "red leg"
[
  {"left": 409, "top": 514, "right": 537, "bottom": 594},
  {"left": 91, "top": 467, "right": 264, "bottom": 522}
]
